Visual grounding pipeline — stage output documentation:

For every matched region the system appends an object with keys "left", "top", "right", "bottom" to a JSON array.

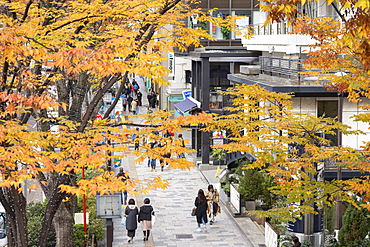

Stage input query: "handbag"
[
  {"left": 191, "top": 207, "right": 196, "bottom": 216},
  {"left": 121, "top": 216, "right": 126, "bottom": 226}
]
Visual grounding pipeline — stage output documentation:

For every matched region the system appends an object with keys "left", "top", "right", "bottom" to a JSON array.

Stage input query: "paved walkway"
[
  {"left": 112, "top": 154, "right": 254, "bottom": 247},
  {"left": 109, "top": 75, "right": 266, "bottom": 247}
]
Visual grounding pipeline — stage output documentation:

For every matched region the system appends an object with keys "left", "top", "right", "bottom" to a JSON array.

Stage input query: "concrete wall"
[{"left": 291, "top": 97, "right": 370, "bottom": 150}]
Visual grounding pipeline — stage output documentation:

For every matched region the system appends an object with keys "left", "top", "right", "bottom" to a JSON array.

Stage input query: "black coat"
[
  {"left": 125, "top": 205, "right": 139, "bottom": 230},
  {"left": 138, "top": 205, "right": 154, "bottom": 222},
  {"left": 194, "top": 197, "right": 208, "bottom": 224}
]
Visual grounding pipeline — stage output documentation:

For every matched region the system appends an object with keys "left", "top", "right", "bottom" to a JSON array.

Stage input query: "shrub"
[
  {"left": 338, "top": 201, "right": 370, "bottom": 247},
  {"left": 27, "top": 201, "right": 56, "bottom": 247}
]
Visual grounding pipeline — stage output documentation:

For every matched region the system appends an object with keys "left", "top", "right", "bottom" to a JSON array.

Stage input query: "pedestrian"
[
  {"left": 150, "top": 158, "right": 157, "bottom": 172},
  {"left": 291, "top": 236, "right": 301, "bottom": 247},
  {"left": 122, "top": 95, "right": 128, "bottom": 112},
  {"left": 127, "top": 95, "right": 133, "bottom": 109},
  {"left": 156, "top": 92, "right": 159, "bottom": 108},
  {"left": 137, "top": 90, "right": 142, "bottom": 106},
  {"left": 178, "top": 134, "right": 185, "bottom": 158},
  {"left": 150, "top": 92, "right": 157, "bottom": 108},
  {"left": 159, "top": 142, "right": 171, "bottom": 171},
  {"left": 132, "top": 128, "right": 140, "bottom": 150},
  {"left": 147, "top": 91, "right": 153, "bottom": 106},
  {"left": 124, "top": 198, "right": 139, "bottom": 244},
  {"left": 205, "top": 184, "right": 221, "bottom": 224},
  {"left": 134, "top": 99, "right": 139, "bottom": 115},
  {"left": 117, "top": 168, "right": 129, "bottom": 205},
  {"left": 138, "top": 198, "right": 154, "bottom": 242},
  {"left": 130, "top": 99, "right": 138, "bottom": 114},
  {"left": 194, "top": 189, "right": 209, "bottom": 232}
]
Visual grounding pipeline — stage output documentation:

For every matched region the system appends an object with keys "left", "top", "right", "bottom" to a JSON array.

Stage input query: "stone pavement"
[
  {"left": 109, "top": 75, "right": 266, "bottom": 247},
  {"left": 112, "top": 153, "right": 258, "bottom": 247}
]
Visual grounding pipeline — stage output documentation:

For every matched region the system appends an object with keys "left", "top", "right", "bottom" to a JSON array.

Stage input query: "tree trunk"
[
  {"left": 0, "top": 187, "right": 28, "bottom": 247},
  {"left": 37, "top": 172, "right": 73, "bottom": 247},
  {"left": 53, "top": 203, "right": 74, "bottom": 247}
]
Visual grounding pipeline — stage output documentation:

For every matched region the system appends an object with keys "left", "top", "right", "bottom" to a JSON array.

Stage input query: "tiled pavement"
[{"left": 112, "top": 154, "right": 256, "bottom": 247}]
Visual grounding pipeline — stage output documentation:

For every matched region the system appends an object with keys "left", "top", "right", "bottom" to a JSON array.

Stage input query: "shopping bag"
[
  {"left": 121, "top": 216, "right": 126, "bottom": 226},
  {"left": 151, "top": 211, "right": 156, "bottom": 226}
]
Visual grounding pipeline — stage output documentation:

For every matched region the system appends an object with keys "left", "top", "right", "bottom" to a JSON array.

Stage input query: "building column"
[{"left": 201, "top": 57, "right": 210, "bottom": 164}]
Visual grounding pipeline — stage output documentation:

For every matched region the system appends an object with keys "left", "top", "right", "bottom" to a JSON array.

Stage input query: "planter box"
[{"left": 245, "top": 200, "right": 256, "bottom": 211}]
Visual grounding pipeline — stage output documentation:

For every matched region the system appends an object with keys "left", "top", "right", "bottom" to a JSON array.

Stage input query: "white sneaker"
[
  {"left": 196, "top": 227, "right": 202, "bottom": 232},
  {"left": 202, "top": 225, "right": 208, "bottom": 232}
]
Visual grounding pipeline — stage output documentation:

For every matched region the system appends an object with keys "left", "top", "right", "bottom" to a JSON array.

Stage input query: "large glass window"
[
  {"left": 210, "top": 62, "right": 231, "bottom": 89},
  {"left": 317, "top": 100, "right": 338, "bottom": 146}
]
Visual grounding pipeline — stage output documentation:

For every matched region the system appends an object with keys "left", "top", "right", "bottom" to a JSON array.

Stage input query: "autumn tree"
[
  {"left": 0, "top": 0, "right": 220, "bottom": 245},
  {"left": 204, "top": 84, "right": 368, "bottom": 222},
  {"left": 258, "top": 0, "right": 370, "bottom": 211}
]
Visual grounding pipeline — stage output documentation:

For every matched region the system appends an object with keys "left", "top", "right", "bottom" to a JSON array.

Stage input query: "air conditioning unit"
[{"left": 240, "top": 65, "right": 260, "bottom": 75}]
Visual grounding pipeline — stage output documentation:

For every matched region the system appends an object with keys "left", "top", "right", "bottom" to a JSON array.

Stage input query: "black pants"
[{"left": 127, "top": 230, "right": 136, "bottom": 238}]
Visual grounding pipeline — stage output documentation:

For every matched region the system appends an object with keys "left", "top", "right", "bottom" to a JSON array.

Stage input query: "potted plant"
[
  {"left": 238, "top": 168, "right": 265, "bottom": 211},
  {"left": 211, "top": 148, "right": 226, "bottom": 166},
  {"left": 221, "top": 24, "right": 230, "bottom": 40}
]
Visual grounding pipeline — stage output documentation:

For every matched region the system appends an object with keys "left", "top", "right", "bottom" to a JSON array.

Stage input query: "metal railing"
[{"left": 260, "top": 56, "right": 304, "bottom": 82}]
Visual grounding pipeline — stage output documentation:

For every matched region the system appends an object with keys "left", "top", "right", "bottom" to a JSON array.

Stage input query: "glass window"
[
  {"left": 232, "top": 0, "right": 252, "bottom": 8},
  {"left": 210, "top": 11, "right": 231, "bottom": 40},
  {"left": 210, "top": 0, "right": 228, "bottom": 8},
  {"left": 317, "top": 100, "right": 338, "bottom": 146},
  {"left": 210, "top": 63, "right": 231, "bottom": 89},
  {"left": 231, "top": 10, "right": 251, "bottom": 39}
]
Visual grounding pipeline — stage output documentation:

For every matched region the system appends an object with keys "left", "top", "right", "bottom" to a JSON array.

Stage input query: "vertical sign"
[{"left": 168, "top": 52, "right": 174, "bottom": 77}]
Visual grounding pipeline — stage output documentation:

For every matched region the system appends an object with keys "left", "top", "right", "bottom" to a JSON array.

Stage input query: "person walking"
[
  {"left": 122, "top": 95, "right": 128, "bottom": 112},
  {"left": 134, "top": 99, "right": 139, "bottom": 115},
  {"left": 194, "top": 189, "right": 209, "bottom": 232},
  {"left": 136, "top": 90, "right": 142, "bottom": 106},
  {"left": 130, "top": 99, "right": 138, "bottom": 114},
  {"left": 150, "top": 91, "right": 157, "bottom": 108},
  {"left": 291, "top": 236, "right": 301, "bottom": 247},
  {"left": 138, "top": 198, "right": 154, "bottom": 242},
  {"left": 132, "top": 128, "right": 140, "bottom": 151},
  {"left": 127, "top": 95, "right": 133, "bottom": 110},
  {"left": 117, "top": 168, "right": 129, "bottom": 205},
  {"left": 205, "top": 184, "right": 221, "bottom": 224},
  {"left": 178, "top": 133, "right": 185, "bottom": 158},
  {"left": 124, "top": 198, "right": 139, "bottom": 244}
]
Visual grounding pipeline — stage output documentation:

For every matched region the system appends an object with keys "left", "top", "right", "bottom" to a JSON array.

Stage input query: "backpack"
[{"left": 134, "top": 84, "right": 139, "bottom": 90}]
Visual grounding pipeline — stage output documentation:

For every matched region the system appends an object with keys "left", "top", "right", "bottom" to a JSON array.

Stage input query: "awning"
[{"left": 174, "top": 98, "right": 197, "bottom": 115}]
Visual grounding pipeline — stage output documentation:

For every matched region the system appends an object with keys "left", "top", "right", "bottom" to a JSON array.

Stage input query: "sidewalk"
[{"left": 199, "top": 169, "right": 266, "bottom": 247}]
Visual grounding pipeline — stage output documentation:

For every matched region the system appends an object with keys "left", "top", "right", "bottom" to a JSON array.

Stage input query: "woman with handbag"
[
  {"left": 124, "top": 198, "right": 139, "bottom": 243},
  {"left": 205, "top": 184, "right": 221, "bottom": 224},
  {"left": 194, "top": 189, "right": 209, "bottom": 232}
]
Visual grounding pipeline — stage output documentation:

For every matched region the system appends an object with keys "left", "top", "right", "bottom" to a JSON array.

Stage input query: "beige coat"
[{"left": 205, "top": 189, "right": 221, "bottom": 215}]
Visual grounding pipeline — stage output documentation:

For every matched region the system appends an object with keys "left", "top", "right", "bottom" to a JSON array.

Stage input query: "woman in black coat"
[
  {"left": 194, "top": 189, "right": 209, "bottom": 232},
  {"left": 124, "top": 198, "right": 139, "bottom": 243}
]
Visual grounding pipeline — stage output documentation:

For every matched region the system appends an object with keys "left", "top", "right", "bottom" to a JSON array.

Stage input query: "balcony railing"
[
  {"left": 251, "top": 22, "right": 292, "bottom": 36},
  {"left": 260, "top": 56, "right": 304, "bottom": 82}
]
